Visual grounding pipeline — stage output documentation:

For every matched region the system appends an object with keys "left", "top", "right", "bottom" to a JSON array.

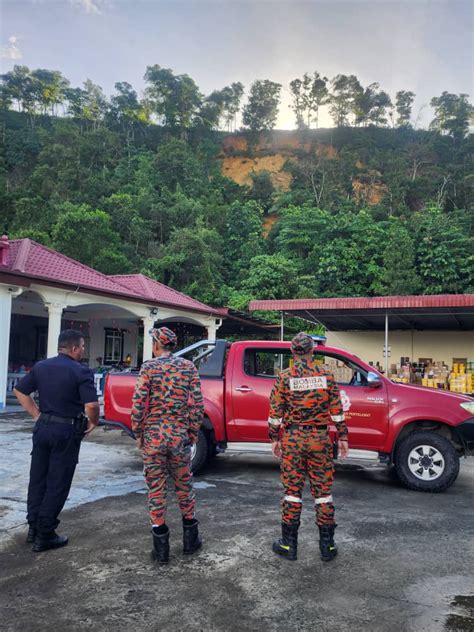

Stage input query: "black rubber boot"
[
  {"left": 319, "top": 524, "right": 338, "bottom": 561},
  {"left": 152, "top": 526, "right": 170, "bottom": 564},
  {"left": 272, "top": 522, "right": 298, "bottom": 561},
  {"left": 33, "top": 532, "right": 68, "bottom": 553},
  {"left": 183, "top": 519, "right": 202, "bottom": 555},
  {"left": 26, "top": 525, "right": 37, "bottom": 544}
]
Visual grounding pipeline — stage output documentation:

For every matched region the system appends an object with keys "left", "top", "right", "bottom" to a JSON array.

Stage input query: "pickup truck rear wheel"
[
  {"left": 394, "top": 430, "right": 460, "bottom": 492},
  {"left": 191, "top": 429, "right": 209, "bottom": 474}
]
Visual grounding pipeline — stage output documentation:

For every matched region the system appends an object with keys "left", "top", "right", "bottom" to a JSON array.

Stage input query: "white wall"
[
  {"left": 325, "top": 330, "right": 474, "bottom": 366},
  {"left": 87, "top": 318, "right": 138, "bottom": 367}
]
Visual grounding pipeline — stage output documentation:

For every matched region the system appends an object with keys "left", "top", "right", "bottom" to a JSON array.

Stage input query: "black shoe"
[
  {"left": 33, "top": 532, "right": 68, "bottom": 553},
  {"left": 319, "top": 524, "right": 338, "bottom": 561},
  {"left": 272, "top": 522, "right": 298, "bottom": 561},
  {"left": 183, "top": 519, "right": 202, "bottom": 555},
  {"left": 152, "top": 526, "right": 170, "bottom": 564},
  {"left": 26, "top": 525, "right": 37, "bottom": 544}
]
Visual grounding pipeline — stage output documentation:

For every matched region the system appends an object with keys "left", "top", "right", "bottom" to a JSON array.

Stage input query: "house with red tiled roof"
[{"left": 0, "top": 236, "right": 223, "bottom": 408}]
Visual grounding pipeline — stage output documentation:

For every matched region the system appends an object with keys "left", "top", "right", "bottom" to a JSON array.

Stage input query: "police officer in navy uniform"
[{"left": 14, "top": 329, "right": 100, "bottom": 552}]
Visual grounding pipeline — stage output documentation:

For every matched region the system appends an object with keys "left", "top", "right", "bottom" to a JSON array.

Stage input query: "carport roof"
[{"left": 249, "top": 295, "right": 474, "bottom": 331}]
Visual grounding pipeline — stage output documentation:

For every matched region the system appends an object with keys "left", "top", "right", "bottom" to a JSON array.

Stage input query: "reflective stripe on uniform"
[
  {"left": 331, "top": 414, "right": 345, "bottom": 423},
  {"left": 268, "top": 417, "right": 283, "bottom": 426},
  {"left": 315, "top": 495, "right": 333, "bottom": 505},
  {"left": 284, "top": 495, "right": 302, "bottom": 504}
]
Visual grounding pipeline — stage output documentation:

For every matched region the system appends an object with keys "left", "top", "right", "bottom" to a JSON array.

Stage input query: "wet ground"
[{"left": 1, "top": 415, "right": 473, "bottom": 632}]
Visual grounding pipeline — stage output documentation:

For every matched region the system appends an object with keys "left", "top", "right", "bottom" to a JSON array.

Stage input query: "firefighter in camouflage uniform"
[
  {"left": 131, "top": 327, "right": 204, "bottom": 564},
  {"left": 268, "top": 332, "right": 349, "bottom": 562}
]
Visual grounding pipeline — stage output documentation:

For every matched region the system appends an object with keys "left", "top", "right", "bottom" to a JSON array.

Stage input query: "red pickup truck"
[{"left": 103, "top": 339, "right": 474, "bottom": 493}]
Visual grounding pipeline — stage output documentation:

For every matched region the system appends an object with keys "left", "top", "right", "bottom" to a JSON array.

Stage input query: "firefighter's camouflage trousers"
[
  {"left": 142, "top": 423, "right": 195, "bottom": 526},
  {"left": 280, "top": 425, "right": 335, "bottom": 526}
]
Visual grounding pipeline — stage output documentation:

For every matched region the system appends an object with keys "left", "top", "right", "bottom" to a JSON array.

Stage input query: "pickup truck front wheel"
[
  {"left": 394, "top": 430, "right": 460, "bottom": 492},
  {"left": 191, "top": 429, "right": 209, "bottom": 474}
]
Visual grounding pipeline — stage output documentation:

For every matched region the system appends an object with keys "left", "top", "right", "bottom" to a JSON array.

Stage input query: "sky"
[{"left": 1, "top": 0, "right": 473, "bottom": 129}]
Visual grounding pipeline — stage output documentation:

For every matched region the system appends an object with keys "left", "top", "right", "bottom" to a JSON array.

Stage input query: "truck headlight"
[{"left": 460, "top": 402, "right": 474, "bottom": 414}]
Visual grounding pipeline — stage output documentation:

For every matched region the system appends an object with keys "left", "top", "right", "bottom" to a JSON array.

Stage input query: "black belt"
[
  {"left": 287, "top": 424, "right": 328, "bottom": 430},
  {"left": 40, "top": 414, "right": 78, "bottom": 425}
]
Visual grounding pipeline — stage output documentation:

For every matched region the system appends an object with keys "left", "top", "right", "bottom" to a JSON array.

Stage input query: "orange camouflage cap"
[
  {"left": 149, "top": 326, "right": 178, "bottom": 348},
  {"left": 290, "top": 332, "right": 314, "bottom": 355}
]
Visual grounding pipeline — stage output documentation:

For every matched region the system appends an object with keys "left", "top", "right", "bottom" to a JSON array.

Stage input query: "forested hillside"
[{"left": 1, "top": 65, "right": 473, "bottom": 308}]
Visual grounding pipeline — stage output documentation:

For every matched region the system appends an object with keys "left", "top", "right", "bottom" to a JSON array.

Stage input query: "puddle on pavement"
[{"left": 445, "top": 595, "right": 474, "bottom": 631}]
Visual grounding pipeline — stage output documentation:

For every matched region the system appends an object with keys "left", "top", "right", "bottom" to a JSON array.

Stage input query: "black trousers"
[{"left": 27, "top": 417, "right": 82, "bottom": 535}]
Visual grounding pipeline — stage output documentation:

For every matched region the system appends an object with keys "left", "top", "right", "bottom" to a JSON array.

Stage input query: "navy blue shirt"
[{"left": 15, "top": 354, "right": 98, "bottom": 418}]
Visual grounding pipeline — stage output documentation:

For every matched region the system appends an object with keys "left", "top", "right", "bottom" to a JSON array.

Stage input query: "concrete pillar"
[
  {"left": 0, "top": 286, "right": 13, "bottom": 409},
  {"left": 142, "top": 316, "right": 155, "bottom": 362},
  {"left": 46, "top": 303, "right": 65, "bottom": 358},
  {"left": 206, "top": 319, "right": 222, "bottom": 342}
]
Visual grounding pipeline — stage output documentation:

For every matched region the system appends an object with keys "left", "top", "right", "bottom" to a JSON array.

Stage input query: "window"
[
  {"left": 104, "top": 328, "right": 124, "bottom": 365},
  {"left": 244, "top": 349, "right": 293, "bottom": 378},
  {"left": 316, "top": 353, "right": 368, "bottom": 386},
  {"left": 243, "top": 348, "right": 368, "bottom": 386}
]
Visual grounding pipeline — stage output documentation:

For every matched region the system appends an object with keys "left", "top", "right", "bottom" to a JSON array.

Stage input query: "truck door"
[
  {"left": 319, "top": 353, "right": 389, "bottom": 449},
  {"left": 227, "top": 347, "right": 292, "bottom": 442}
]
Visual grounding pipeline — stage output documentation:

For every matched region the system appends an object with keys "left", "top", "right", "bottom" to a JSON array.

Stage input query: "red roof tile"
[
  {"left": 1, "top": 239, "right": 218, "bottom": 314},
  {"left": 112, "top": 274, "right": 219, "bottom": 315},
  {"left": 5, "top": 239, "right": 140, "bottom": 297}
]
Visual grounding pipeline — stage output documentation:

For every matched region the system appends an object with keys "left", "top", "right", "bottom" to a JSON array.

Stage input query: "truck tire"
[
  {"left": 190, "top": 429, "right": 209, "bottom": 474},
  {"left": 394, "top": 430, "right": 460, "bottom": 493}
]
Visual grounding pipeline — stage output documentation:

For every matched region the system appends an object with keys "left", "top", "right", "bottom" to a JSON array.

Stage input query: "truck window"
[
  {"left": 316, "top": 353, "right": 368, "bottom": 387},
  {"left": 244, "top": 349, "right": 292, "bottom": 378},
  {"left": 243, "top": 349, "right": 369, "bottom": 385}
]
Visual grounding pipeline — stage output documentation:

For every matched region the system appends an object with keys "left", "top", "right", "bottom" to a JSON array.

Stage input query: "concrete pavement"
[{"left": 1, "top": 416, "right": 473, "bottom": 631}]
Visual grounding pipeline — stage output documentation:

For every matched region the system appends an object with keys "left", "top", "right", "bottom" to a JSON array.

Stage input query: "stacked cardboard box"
[
  {"left": 422, "top": 361, "right": 449, "bottom": 390},
  {"left": 323, "top": 358, "right": 353, "bottom": 384},
  {"left": 450, "top": 360, "right": 474, "bottom": 393}
]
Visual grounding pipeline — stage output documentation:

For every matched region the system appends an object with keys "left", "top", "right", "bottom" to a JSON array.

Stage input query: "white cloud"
[
  {"left": 0, "top": 36, "right": 22, "bottom": 61},
  {"left": 69, "top": 0, "right": 102, "bottom": 15}
]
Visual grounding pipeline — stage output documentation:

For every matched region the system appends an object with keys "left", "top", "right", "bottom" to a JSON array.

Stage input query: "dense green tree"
[
  {"left": 51, "top": 203, "right": 130, "bottom": 274},
  {"left": 221, "top": 82, "right": 244, "bottom": 131},
  {"left": 413, "top": 206, "right": 473, "bottom": 294},
  {"left": 110, "top": 81, "right": 149, "bottom": 127},
  {"left": 144, "top": 221, "right": 224, "bottom": 303},
  {"left": 379, "top": 219, "right": 421, "bottom": 294},
  {"left": 101, "top": 192, "right": 150, "bottom": 257},
  {"left": 241, "top": 253, "right": 301, "bottom": 299},
  {"left": 30, "top": 69, "right": 69, "bottom": 115},
  {"left": 0, "top": 66, "right": 36, "bottom": 114},
  {"left": 222, "top": 200, "right": 264, "bottom": 281},
  {"left": 329, "top": 74, "right": 361, "bottom": 127},
  {"left": 273, "top": 205, "right": 331, "bottom": 260},
  {"left": 144, "top": 65, "right": 202, "bottom": 135},
  {"left": 81, "top": 79, "right": 109, "bottom": 128},
  {"left": 395, "top": 90, "right": 415, "bottom": 127},
  {"left": 242, "top": 80, "right": 282, "bottom": 132},
  {"left": 353, "top": 82, "right": 392, "bottom": 127},
  {"left": 290, "top": 72, "right": 329, "bottom": 129},
  {"left": 430, "top": 92, "right": 473, "bottom": 141},
  {"left": 248, "top": 171, "right": 275, "bottom": 212},
  {"left": 153, "top": 138, "right": 206, "bottom": 196}
]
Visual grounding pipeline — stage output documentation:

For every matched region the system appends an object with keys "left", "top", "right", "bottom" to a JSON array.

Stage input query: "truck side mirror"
[{"left": 367, "top": 371, "right": 382, "bottom": 388}]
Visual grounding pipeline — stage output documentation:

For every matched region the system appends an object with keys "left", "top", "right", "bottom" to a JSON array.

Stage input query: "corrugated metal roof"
[{"left": 250, "top": 295, "right": 474, "bottom": 311}]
